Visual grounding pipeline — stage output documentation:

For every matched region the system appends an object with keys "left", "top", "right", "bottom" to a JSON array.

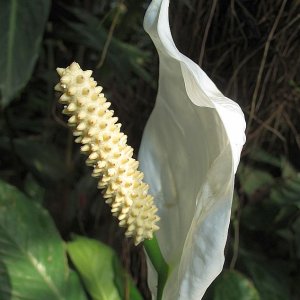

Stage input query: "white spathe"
[{"left": 138, "top": 0, "right": 246, "bottom": 299}]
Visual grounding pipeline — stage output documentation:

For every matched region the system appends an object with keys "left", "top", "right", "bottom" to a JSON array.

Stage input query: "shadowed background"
[{"left": 0, "top": 0, "right": 299, "bottom": 299}]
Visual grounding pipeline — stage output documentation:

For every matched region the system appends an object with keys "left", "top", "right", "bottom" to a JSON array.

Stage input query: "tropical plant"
[{"left": 0, "top": 0, "right": 299, "bottom": 299}]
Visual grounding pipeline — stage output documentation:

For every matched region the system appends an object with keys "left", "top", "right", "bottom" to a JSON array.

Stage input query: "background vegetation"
[{"left": 0, "top": 0, "right": 299, "bottom": 299}]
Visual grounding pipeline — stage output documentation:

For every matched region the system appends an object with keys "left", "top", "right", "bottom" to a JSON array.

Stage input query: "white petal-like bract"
[{"left": 139, "top": 0, "right": 246, "bottom": 299}]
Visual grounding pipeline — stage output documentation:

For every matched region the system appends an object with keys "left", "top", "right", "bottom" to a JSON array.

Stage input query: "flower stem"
[{"left": 144, "top": 236, "right": 169, "bottom": 300}]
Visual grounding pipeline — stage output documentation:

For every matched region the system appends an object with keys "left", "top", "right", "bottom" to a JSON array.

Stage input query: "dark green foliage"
[
  {"left": 211, "top": 270, "right": 260, "bottom": 300},
  {"left": 0, "top": 0, "right": 51, "bottom": 106},
  {"left": 0, "top": 0, "right": 299, "bottom": 299},
  {"left": 232, "top": 151, "right": 300, "bottom": 300},
  {"left": 0, "top": 180, "right": 87, "bottom": 300}
]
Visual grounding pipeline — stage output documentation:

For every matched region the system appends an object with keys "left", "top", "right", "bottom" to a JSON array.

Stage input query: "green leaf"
[
  {"left": 24, "top": 174, "right": 45, "bottom": 204},
  {"left": 271, "top": 177, "right": 300, "bottom": 209},
  {"left": 212, "top": 270, "right": 260, "bottom": 300},
  {"left": 67, "top": 236, "right": 142, "bottom": 300},
  {"left": 0, "top": 0, "right": 51, "bottom": 106},
  {"left": 14, "top": 138, "right": 68, "bottom": 187},
  {"left": 0, "top": 180, "right": 87, "bottom": 300},
  {"left": 56, "top": 6, "right": 153, "bottom": 85},
  {"left": 238, "top": 165, "right": 274, "bottom": 197},
  {"left": 0, "top": 137, "right": 68, "bottom": 186},
  {"left": 280, "top": 158, "right": 297, "bottom": 179},
  {"left": 67, "top": 236, "right": 121, "bottom": 300},
  {"left": 249, "top": 148, "right": 281, "bottom": 168},
  {"left": 239, "top": 251, "right": 291, "bottom": 300}
]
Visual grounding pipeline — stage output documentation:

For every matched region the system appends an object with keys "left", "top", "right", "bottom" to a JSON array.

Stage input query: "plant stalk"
[{"left": 144, "top": 236, "right": 169, "bottom": 300}]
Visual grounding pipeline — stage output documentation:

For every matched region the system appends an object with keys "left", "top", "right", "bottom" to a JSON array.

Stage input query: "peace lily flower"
[{"left": 138, "top": 0, "right": 246, "bottom": 299}]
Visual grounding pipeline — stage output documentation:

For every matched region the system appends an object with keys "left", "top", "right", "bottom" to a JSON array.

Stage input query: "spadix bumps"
[{"left": 55, "top": 62, "right": 159, "bottom": 245}]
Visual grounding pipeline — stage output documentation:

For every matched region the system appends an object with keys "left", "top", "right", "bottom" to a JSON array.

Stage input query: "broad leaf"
[
  {"left": 0, "top": 0, "right": 50, "bottom": 106},
  {"left": 14, "top": 139, "right": 68, "bottom": 186},
  {"left": 0, "top": 137, "right": 68, "bottom": 186},
  {"left": 56, "top": 6, "right": 153, "bottom": 85},
  {"left": 0, "top": 180, "right": 87, "bottom": 300},
  {"left": 67, "top": 236, "right": 142, "bottom": 300},
  {"left": 239, "top": 251, "right": 291, "bottom": 300},
  {"left": 212, "top": 270, "right": 260, "bottom": 300}
]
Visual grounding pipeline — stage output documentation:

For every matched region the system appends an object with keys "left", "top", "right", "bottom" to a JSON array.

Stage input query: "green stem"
[{"left": 144, "top": 236, "right": 169, "bottom": 300}]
